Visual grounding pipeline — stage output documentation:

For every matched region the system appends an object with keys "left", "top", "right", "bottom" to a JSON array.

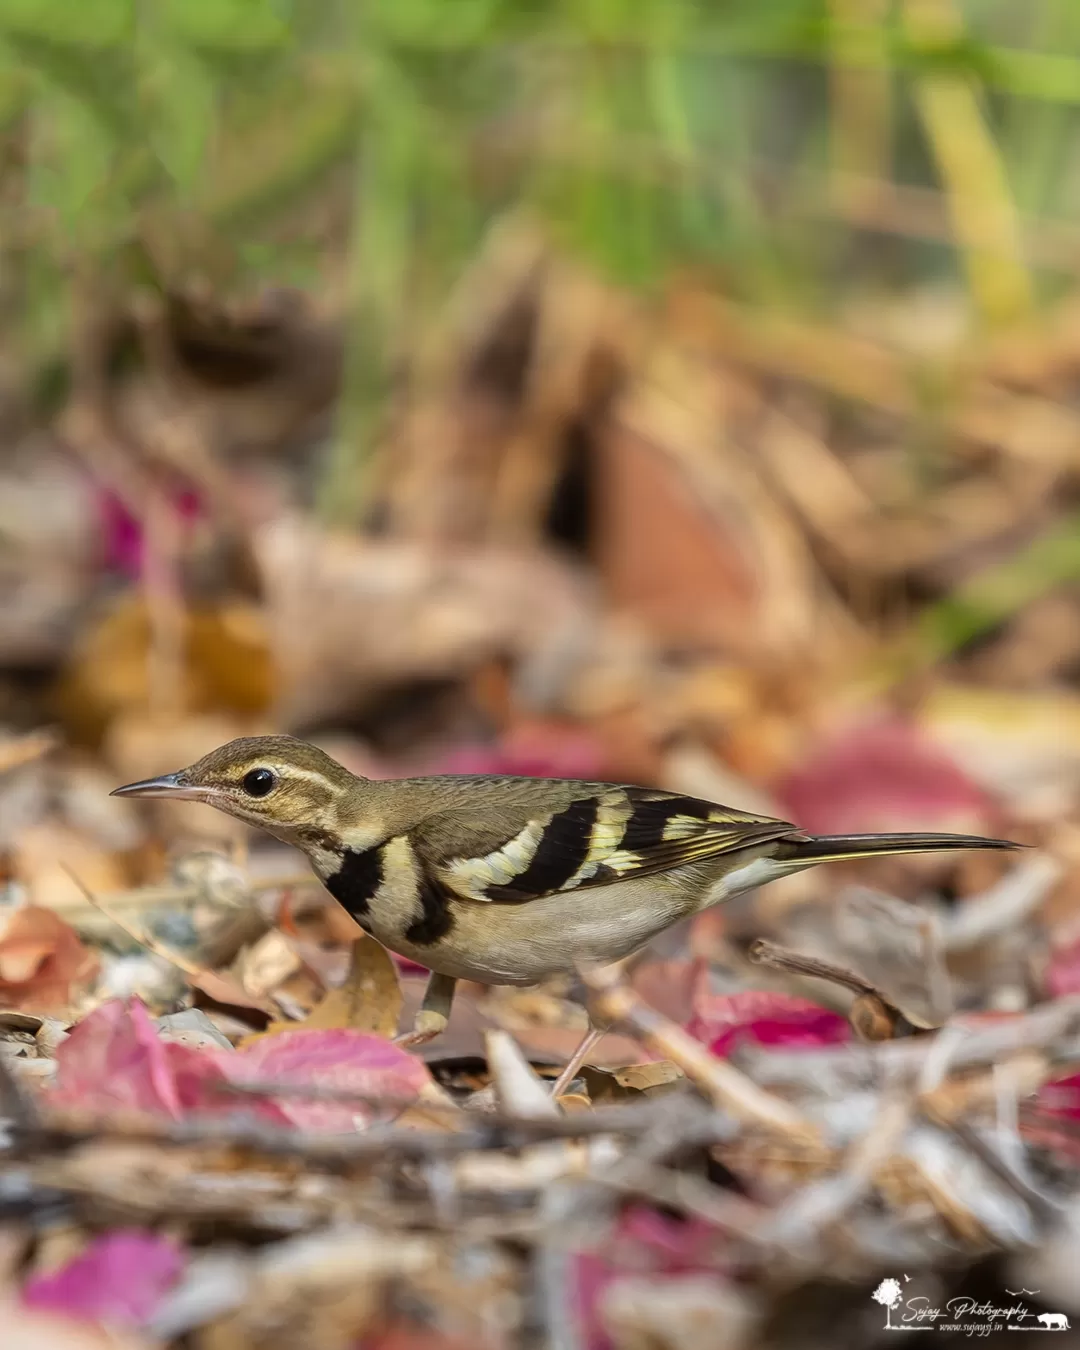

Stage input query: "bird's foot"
[{"left": 394, "top": 1009, "right": 448, "bottom": 1049}]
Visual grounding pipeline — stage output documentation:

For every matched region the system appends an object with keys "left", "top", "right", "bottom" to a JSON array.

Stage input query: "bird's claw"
[{"left": 394, "top": 1009, "right": 448, "bottom": 1049}]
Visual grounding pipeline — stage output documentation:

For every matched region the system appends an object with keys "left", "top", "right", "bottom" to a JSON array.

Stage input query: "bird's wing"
[{"left": 409, "top": 784, "right": 797, "bottom": 903}]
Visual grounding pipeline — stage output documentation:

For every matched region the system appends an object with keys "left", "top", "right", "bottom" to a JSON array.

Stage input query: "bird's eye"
[{"left": 242, "top": 767, "right": 276, "bottom": 798}]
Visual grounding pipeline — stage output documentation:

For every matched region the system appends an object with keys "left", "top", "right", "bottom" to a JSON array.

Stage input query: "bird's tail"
[{"left": 777, "top": 832, "right": 1020, "bottom": 867}]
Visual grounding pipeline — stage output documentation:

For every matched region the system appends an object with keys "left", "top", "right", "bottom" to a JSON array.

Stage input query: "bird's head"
[{"left": 111, "top": 735, "right": 366, "bottom": 853}]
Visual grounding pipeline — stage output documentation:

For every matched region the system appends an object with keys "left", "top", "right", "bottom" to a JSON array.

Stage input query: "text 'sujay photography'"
[{"left": 4, "top": 3, "right": 1080, "bottom": 1348}]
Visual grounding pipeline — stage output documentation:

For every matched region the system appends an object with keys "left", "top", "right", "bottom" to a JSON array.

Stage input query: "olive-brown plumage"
[{"left": 112, "top": 734, "right": 1020, "bottom": 1049}]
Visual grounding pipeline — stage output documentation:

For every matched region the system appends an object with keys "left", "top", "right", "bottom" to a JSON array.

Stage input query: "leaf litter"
[{"left": 5, "top": 221, "right": 1080, "bottom": 1349}]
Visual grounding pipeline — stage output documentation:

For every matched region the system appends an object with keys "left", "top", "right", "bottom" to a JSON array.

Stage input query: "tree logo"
[
  {"left": 869, "top": 1278, "right": 1070, "bottom": 1331},
  {"left": 872, "top": 1278, "right": 904, "bottom": 1330}
]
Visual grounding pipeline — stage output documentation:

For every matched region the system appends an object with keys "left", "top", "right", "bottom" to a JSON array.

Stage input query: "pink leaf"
[
  {"left": 49, "top": 1002, "right": 431, "bottom": 1132},
  {"left": 98, "top": 487, "right": 202, "bottom": 579},
  {"left": 392, "top": 953, "right": 430, "bottom": 977},
  {"left": 775, "top": 716, "right": 991, "bottom": 835},
  {"left": 1036, "top": 1073, "right": 1080, "bottom": 1120},
  {"left": 425, "top": 724, "right": 605, "bottom": 781},
  {"left": 50, "top": 999, "right": 226, "bottom": 1120},
  {"left": 1046, "top": 941, "right": 1080, "bottom": 1000},
  {"left": 573, "top": 1207, "right": 731, "bottom": 1350},
  {"left": 687, "top": 988, "right": 849, "bottom": 1058},
  {"left": 227, "top": 1029, "right": 432, "bottom": 1130},
  {"left": 22, "top": 1230, "right": 183, "bottom": 1328}
]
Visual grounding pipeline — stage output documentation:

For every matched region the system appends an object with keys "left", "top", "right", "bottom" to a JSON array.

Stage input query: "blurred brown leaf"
[
  {"left": 0, "top": 905, "right": 97, "bottom": 1014},
  {"left": 244, "top": 937, "right": 402, "bottom": 1043},
  {"left": 56, "top": 593, "right": 273, "bottom": 749},
  {"left": 579, "top": 1061, "right": 683, "bottom": 1103},
  {"left": 0, "top": 729, "right": 58, "bottom": 776},
  {"left": 301, "top": 937, "right": 402, "bottom": 1038}
]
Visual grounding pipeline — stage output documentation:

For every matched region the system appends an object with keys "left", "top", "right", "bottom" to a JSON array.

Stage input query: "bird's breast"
[
  {"left": 319, "top": 838, "right": 702, "bottom": 984},
  {"left": 320, "top": 837, "right": 431, "bottom": 937}
]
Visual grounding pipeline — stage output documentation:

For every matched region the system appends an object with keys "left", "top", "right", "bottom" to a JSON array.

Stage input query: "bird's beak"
[{"left": 110, "top": 771, "right": 208, "bottom": 802}]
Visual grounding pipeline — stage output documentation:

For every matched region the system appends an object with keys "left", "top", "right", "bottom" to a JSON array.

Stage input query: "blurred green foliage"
[{"left": 1, "top": 0, "right": 1080, "bottom": 513}]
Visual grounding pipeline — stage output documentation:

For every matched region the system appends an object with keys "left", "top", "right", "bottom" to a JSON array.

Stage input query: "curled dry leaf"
[
  {"left": 232, "top": 929, "right": 302, "bottom": 1001},
  {"left": 22, "top": 1229, "right": 184, "bottom": 1329},
  {"left": 0, "top": 905, "right": 98, "bottom": 1014},
  {"left": 579, "top": 1061, "right": 684, "bottom": 1104}
]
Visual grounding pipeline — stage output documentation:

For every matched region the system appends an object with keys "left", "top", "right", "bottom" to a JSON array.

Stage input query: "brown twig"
[
  {"left": 17, "top": 1093, "right": 730, "bottom": 1164},
  {"left": 580, "top": 962, "right": 821, "bottom": 1148},
  {"left": 941, "top": 1117, "right": 1060, "bottom": 1225},
  {"left": 749, "top": 937, "right": 907, "bottom": 1042},
  {"left": 748, "top": 937, "right": 876, "bottom": 997},
  {"left": 62, "top": 866, "right": 277, "bottom": 1015},
  {"left": 742, "top": 998, "right": 1080, "bottom": 1091}
]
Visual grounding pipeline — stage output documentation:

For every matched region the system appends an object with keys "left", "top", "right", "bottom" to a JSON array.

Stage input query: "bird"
[{"left": 112, "top": 735, "right": 1019, "bottom": 1092}]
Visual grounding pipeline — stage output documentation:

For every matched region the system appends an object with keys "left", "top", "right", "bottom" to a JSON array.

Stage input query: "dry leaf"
[
  {"left": 188, "top": 966, "right": 278, "bottom": 1018},
  {"left": 246, "top": 937, "right": 401, "bottom": 1043},
  {"left": 579, "top": 1061, "right": 684, "bottom": 1104},
  {"left": 15, "top": 824, "right": 130, "bottom": 913},
  {"left": 56, "top": 592, "right": 273, "bottom": 749},
  {"left": 232, "top": 930, "right": 301, "bottom": 1000},
  {"left": 50, "top": 998, "right": 431, "bottom": 1130},
  {"left": 303, "top": 937, "right": 401, "bottom": 1036},
  {"left": 0, "top": 728, "right": 58, "bottom": 776},
  {"left": 0, "top": 906, "right": 98, "bottom": 1013}
]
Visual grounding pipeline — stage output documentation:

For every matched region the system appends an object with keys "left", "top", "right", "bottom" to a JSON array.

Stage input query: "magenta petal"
[
  {"left": 392, "top": 953, "right": 430, "bottom": 977},
  {"left": 97, "top": 486, "right": 204, "bottom": 579},
  {"left": 22, "top": 1230, "right": 183, "bottom": 1328}
]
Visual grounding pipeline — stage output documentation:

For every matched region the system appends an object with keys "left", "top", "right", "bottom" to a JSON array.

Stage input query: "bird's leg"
[
  {"left": 549, "top": 1023, "right": 605, "bottom": 1098},
  {"left": 395, "top": 971, "right": 457, "bottom": 1048}
]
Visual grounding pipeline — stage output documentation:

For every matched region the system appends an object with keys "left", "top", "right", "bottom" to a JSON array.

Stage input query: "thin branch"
[{"left": 580, "top": 962, "right": 821, "bottom": 1148}]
